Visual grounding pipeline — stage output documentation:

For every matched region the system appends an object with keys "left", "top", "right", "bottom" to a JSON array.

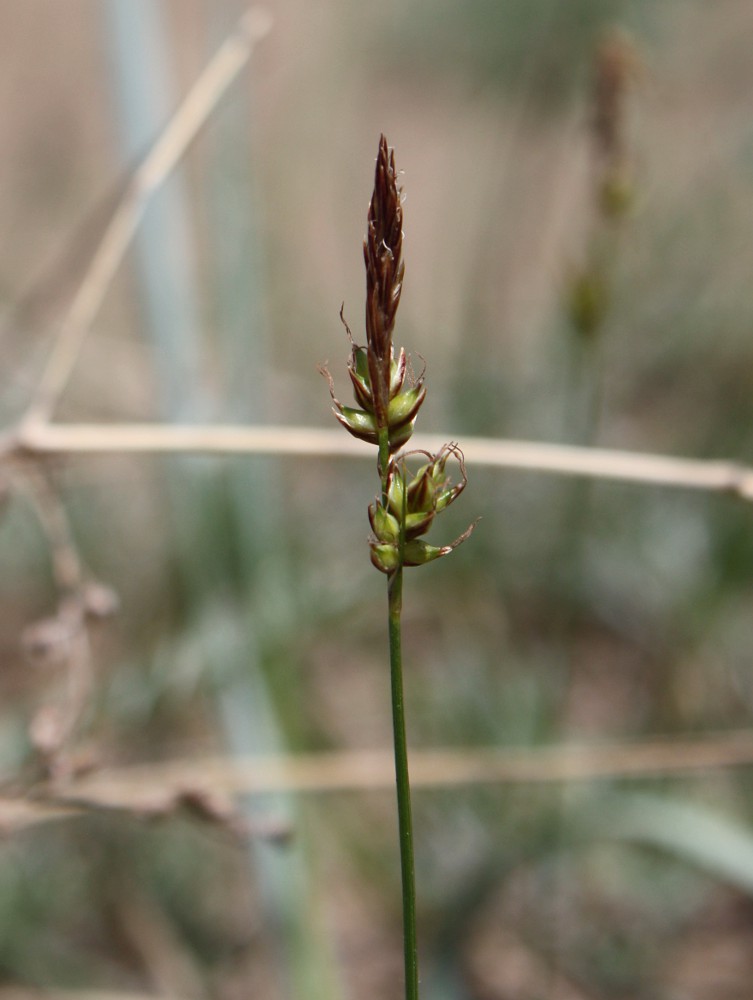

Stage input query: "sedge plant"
[{"left": 323, "top": 135, "right": 475, "bottom": 999}]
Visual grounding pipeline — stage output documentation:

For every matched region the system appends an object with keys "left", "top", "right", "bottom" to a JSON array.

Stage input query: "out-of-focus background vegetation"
[{"left": 4, "top": 1, "right": 753, "bottom": 997}]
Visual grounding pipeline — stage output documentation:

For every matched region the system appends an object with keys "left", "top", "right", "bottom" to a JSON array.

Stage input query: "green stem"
[
  {"left": 378, "top": 427, "right": 391, "bottom": 505},
  {"left": 387, "top": 460, "right": 418, "bottom": 1000}
]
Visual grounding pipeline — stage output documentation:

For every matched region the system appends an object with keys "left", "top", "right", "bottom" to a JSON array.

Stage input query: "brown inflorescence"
[
  {"left": 323, "top": 135, "right": 425, "bottom": 454},
  {"left": 324, "top": 135, "right": 476, "bottom": 573}
]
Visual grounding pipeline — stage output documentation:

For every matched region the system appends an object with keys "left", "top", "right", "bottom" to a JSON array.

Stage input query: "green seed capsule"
[
  {"left": 333, "top": 406, "right": 378, "bottom": 444},
  {"left": 434, "top": 483, "right": 464, "bottom": 512},
  {"left": 404, "top": 510, "right": 435, "bottom": 539},
  {"left": 369, "top": 540, "right": 400, "bottom": 574},
  {"left": 348, "top": 347, "right": 374, "bottom": 412},
  {"left": 387, "top": 419, "right": 417, "bottom": 453},
  {"left": 387, "top": 385, "right": 426, "bottom": 431},
  {"left": 369, "top": 502, "right": 401, "bottom": 543},
  {"left": 402, "top": 539, "right": 451, "bottom": 566},
  {"left": 387, "top": 468, "right": 406, "bottom": 514}
]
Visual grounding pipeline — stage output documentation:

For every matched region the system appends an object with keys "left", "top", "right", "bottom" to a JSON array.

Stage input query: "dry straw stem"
[
  {"left": 0, "top": 991, "right": 190, "bottom": 1000},
  {"left": 20, "top": 7, "right": 272, "bottom": 431},
  {"left": 13, "top": 465, "right": 85, "bottom": 593},
  {"left": 6, "top": 729, "right": 753, "bottom": 832},
  {"left": 8, "top": 421, "right": 753, "bottom": 501},
  {"left": 12, "top": 467, "right": 97, "bottom": 760}
]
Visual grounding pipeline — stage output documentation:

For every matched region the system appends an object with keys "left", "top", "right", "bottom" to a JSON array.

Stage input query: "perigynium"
[{"left": 322, "top": 134, "right": 475, "bottom": 1000}]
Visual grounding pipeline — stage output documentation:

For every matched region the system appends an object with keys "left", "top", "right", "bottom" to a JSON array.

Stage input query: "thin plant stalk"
[
  {"left": 378, "top": 426, "right": 391, "bottom": 503},
  {"left": 380, "top": 424, "right": 418, "bottom": 995},
  {"left": 389, "top": 464, "right": 418, "bottom": 1000},
  {"left": 324, "top": 135, "right": 475, "bottom": 1000}
]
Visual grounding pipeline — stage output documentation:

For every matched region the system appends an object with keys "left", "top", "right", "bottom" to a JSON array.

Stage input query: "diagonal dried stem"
[{"left": 20, "top": 7, "right": 272, "bottom": 431}]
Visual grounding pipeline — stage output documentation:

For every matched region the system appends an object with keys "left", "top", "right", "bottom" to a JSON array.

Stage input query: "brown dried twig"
[
  {"left": 1, "top": 7, "right": 272, "bottom": 777},
  {"left": 20, "top": 7, "right": 272, "bottom": 432},
  {"left": 9, "top": 421, "right": 753, "bottom": 501},
  {"left": 5, "top": 729, "right": 753, "bottom": 834},
  {"left": 11, "top": 466, "right": 117, "bottom": 772}
]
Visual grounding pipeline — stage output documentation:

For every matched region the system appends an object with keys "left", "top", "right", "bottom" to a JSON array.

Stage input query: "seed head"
[
  {"left": 323, "top": 136, "right": 424, "bottom": 453},
  {"left": 324, "top": 135, "right": 476, "bottom": 574},
  {"left": 369, "top": 445, "right": 477, "bottom": 574},
  {"left": 364, "top": 135, "right": 405, "bottom": 426},
  {"left": 592, "top": 30, "right": 638, "bottom": 220}
]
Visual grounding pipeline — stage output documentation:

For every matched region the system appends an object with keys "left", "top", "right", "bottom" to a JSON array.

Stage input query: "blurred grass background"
[{"left": 3, "top": 0, "right": 753, "bottom": 997}]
